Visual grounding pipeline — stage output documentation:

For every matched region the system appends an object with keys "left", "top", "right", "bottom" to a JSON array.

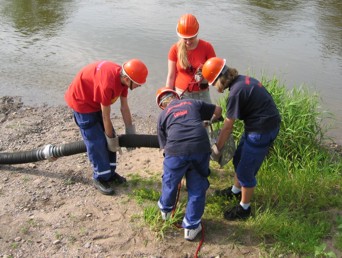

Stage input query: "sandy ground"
[{"left": 0, "top": 96, "right": 264, "bottom": 258}]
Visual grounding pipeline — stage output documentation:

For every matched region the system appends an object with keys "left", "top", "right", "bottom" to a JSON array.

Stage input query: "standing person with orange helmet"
[
  {"left": 155, "top": 86, "right": 222, "bottom": 240},
  {"left": 165, "top": 13, "right": 216, "bottom": 103},
  {"left": 202, "top": 57, "right": 281, "bottom": 220},
  {"left": 65, "top": 59, "right": 148, "bottom": 195}
]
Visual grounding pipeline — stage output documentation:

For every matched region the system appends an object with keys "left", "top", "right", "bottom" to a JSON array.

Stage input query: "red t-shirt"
[
  {"left": 168, "top": 39, "right": 216, "bottom": 91},
  {"left": 65, "top": 61, "right": 128, "bottom": 113}
]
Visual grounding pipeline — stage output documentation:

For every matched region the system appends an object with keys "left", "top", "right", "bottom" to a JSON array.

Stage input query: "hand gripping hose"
[{"left": 0, "top": 134, "right": 159, "bottom": 165}]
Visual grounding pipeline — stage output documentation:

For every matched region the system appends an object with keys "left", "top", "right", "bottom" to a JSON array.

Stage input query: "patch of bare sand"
[{"left": 0, "top": 97, "right": 262, "bottom": 257}]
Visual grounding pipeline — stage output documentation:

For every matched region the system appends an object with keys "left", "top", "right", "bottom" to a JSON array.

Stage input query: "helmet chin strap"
[{"left": 129, "top": 79, "right": 133, "bottom": 90}]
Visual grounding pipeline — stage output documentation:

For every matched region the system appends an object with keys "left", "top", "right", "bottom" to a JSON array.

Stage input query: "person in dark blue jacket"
[
  {"left": 202, "top": 57, "right": 281, "bottom": 220},
  {"left": 156, "top": 87, "right": 222, "bottom": 241}
]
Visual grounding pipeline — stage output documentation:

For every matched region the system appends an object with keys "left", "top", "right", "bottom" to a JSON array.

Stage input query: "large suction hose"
[{"left": 0, "top": 134, "right": 159, "bottom": 165}]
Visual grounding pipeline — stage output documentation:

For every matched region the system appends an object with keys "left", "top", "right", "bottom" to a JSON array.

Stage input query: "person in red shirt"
[
  {"left": 65, "top": 59, "right": 148, "bottom": 195},
  {"left": 165, "top": 13, "right": 216, "bottom": 103}
]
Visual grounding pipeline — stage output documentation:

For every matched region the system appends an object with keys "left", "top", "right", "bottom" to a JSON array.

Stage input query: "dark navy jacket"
[
  {"left": 227, "top": 75, "right": 281, "bottom": 133},
  {"left": 157, "top": 99, "right": 216, "bottom": 156}
]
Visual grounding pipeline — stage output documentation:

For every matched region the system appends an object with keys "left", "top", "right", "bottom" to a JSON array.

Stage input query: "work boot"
[
  {"left": 184, "top": 224, "right": 202, "bottom": 241},
  {"left": 224, "top": 204, "right": 251, "bottom": 220},
  {"left": 161, "top": 211, "right": 171, "bottom": 221},
  {"left": 92, "top": 178, "right": 115, "bottom": 195},
  {"left": 214, "top": 186, "right": 241, "bottom": 200},
  {"left": 111, "top": 172, "right": 127, "bottom": 184}
]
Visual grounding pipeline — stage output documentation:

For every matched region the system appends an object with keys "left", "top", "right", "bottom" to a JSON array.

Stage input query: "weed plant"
[{"left": 131, "top": 75, "right": 342, "bottom": 256}]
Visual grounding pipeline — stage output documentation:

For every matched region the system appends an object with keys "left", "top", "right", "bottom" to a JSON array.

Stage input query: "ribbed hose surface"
[{"left": 0, "top": 134, "right": 159, "bottom": 165}]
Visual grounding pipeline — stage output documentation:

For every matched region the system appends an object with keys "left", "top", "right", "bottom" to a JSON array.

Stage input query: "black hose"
[{"left": 0, "top": 134, "right": 159, "bottom": 165}]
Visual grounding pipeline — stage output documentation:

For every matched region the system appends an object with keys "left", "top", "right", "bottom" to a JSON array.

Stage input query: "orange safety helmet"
[
  {"left": 122, "top": 59, "right": 148, "bottom": 85},
  {"left": 202, "top": 57, "right": 227, "bottom": 85},
  {"left": 156, "top": 87, "right": 180, "bottom": 110},
  {"left": 176, "top": 14, "right": 199, "bottom": 38}
]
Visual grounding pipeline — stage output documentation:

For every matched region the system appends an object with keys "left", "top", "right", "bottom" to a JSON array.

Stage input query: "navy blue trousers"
[
  {"left": 158, "top": 152, "right": 210, "bottom": 229},
  {"left": 233, "top": 126, "right": 280, "bottom": 187},
  {"left": 73, "top": 111, "right": 116, "bottom": 181}
]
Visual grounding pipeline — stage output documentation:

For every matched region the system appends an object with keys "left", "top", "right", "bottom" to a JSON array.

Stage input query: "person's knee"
[{"left": 237, "top": 173, "right": 257, "bottom": 188}]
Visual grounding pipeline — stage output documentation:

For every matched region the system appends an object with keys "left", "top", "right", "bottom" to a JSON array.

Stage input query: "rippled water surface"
[{"left": 0, "top": 0, "right": 341, "bottom": 143}]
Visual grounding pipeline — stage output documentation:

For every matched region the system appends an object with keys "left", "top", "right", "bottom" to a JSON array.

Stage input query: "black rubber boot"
[
  {"left": 92, "top": 178, "right": 115, "bottom": 195},
  {"left": 224, "top": 204, "right": 251, "bottom": 220},
  {"left": 111, "top": 172, "right": 127, "bottom": 184},
  {"left": 214, "top": 186, "right": 241, "bottom": 200}
]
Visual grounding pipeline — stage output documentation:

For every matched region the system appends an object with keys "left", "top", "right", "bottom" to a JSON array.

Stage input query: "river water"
[{"left": 0, "top": 0, "right": 341, "bottom": 143}]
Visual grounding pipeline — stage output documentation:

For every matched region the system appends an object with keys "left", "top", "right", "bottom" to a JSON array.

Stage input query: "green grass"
[
  {"left": 128, "top": 175, "right": 185, "bottom": 238},
  {"left": 335, "top": 215, "right": 342, "bottom": 250},
  {"left": 129, "top": 75, "right": 342, "bottom": 256},
  {"left": 212, "top": 76, "right": 342, "bottom": 255}
]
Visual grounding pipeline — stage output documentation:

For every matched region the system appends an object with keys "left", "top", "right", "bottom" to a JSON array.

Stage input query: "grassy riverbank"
[
  {"left": 1, "top": 77, "right": 340, "bottom": 257},
  {"left": 134, "top": 76, "right": 342, "bottom": 257}
]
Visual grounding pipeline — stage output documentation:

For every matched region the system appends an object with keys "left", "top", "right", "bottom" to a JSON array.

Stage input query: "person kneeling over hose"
[
  {"left": 64, "top": 59, "right": 148, "bottom": 195},
  {"left": 155, "top": 86, "right": 222, "bottom": 241}
]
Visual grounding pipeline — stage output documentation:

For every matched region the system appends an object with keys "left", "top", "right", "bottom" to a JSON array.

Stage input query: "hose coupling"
[{"left": 42, "top": 144, "right": 57, "bottom": 162}]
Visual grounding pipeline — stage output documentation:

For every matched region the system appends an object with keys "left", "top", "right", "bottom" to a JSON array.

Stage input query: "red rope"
[
  {"left": 172, "top": 182, "right": 183, "bottom": 228},
  {"left": 194, "top": 222, "right": 204, "bottom": 258},
  {"left": 170, "top": 180, "right": 205, "bottom": 257}
]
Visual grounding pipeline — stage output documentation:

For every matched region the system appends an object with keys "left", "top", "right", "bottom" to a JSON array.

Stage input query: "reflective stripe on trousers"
[
  {"left": 158, "top": 153, "right": 210, "bottom": 229},
  {"left": 73, "top": 111, "right": 117, "bottom": 180}
]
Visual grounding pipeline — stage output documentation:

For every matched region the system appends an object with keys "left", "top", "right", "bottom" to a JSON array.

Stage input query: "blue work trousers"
[
  {"left": 233, "top": 126, "right": 280, "bottom": 187},
  {"left": 158, "top": 153, "right": 210, "bottom": 229},
  {"left": 73, "top": 111, "right": 116, "bottom": 181}
]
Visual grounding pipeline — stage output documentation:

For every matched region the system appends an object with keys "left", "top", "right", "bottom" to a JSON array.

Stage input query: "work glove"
[
  {"left": 105, "top": 134, "right": 122, "bottom": 154},
  {"left": 125, "top": 124, "right": 136, "bottom": 151},
  {"left": 210, "top": 144, "right": 222, "bottom": 164}
]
